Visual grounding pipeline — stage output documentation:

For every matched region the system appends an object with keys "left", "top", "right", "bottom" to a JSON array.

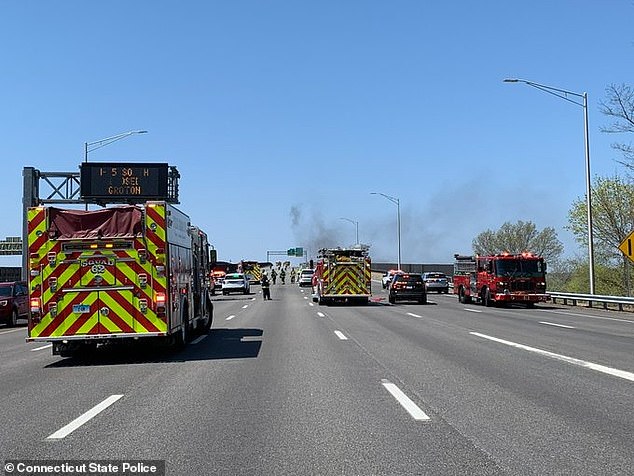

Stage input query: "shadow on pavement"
[{"left": 44, "top": 327, "right": 263, "bottom": 368}]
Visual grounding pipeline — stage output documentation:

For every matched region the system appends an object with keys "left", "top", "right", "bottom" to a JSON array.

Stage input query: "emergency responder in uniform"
[
  {"left": 261, "top": 273, "right": 271, "bottom": 300},
  {"left": 271, "top": 268, "right": 277, "bottom": 284},
  {"left": 280, "top": 269, "right": 286, "bottom": 284}
]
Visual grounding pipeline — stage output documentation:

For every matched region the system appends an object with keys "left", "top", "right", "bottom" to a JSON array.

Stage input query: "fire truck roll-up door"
[{"left": 60, "top": 251, "right": 143, "bottom": 336}]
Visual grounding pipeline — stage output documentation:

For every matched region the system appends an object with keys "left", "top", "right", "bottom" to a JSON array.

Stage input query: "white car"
[
  {"left": 381, "top": 269, "right": 403, "bottom": 289},
  {"left": 222, "top": 273, "right": 250, "bottom": 295},
  {"left": 298, "top": 269, "right": 314, "bottom": 287}
]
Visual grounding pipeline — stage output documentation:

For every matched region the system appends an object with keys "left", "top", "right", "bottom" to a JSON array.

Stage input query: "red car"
[{"left": 0, "top": 281, "right": 29, "bottom": 327}]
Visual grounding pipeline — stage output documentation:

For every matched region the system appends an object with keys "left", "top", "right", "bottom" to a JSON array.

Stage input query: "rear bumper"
[
  {"left": 390, "top": 290, "right": 426, "bottom": 300},
  {"left": 27, "top": 332, "right": 166, "bottom": 342}
]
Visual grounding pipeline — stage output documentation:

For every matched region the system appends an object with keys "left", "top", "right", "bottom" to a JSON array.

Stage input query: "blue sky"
[{"left": 1, "top": 1, "right": 632, "bottom": 266}]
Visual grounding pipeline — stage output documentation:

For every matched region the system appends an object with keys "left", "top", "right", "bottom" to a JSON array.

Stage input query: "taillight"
[
  {"left": 155, "top": 292, "right": 166, "bottom": 318},
  {"left": 30, "top": 297, "right": 41, "bottom": 313}
]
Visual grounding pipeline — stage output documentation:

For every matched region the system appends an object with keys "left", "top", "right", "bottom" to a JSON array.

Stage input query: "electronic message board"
[{"left": 80, "top": 162, "right": 169, "bottom": 201}]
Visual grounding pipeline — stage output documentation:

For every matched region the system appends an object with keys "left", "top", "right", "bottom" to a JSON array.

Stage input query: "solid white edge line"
[
  {"left": 406, "top": 312, "right": 422, "bottom": 318},
  {"left": 31, "top": 344, "right": 53, "bottom": 352},
  {"left": 381, "top": 380, "right": 430, "bottom": 421},
  {"left": 226, "top": 315, "right": 235, "bottom": 321},
  {"left": 470, "top": 332, "right": 634, "bottom": 382},
  {"left": 539, "top": 309, "right": 634, "bottom": 324},
  {"left": 334, "top": 330, "right": 348, "bottom": 340},
  {"left": 47, "top": 394, "right": 124, "bottom": 440},
  {"left": 191, "top": 335, "right": 207, "bottom": 344},
  {"left": 539, "top": 321, "right": 575, "bottom": 329},
  {"left": 0, "top": 328, "right": 25, "bottom": 335}
]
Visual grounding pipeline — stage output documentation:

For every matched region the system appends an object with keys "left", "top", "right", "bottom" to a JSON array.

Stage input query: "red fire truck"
[{"left": 452, "top": 252, "right": 549, "bottom": 307}]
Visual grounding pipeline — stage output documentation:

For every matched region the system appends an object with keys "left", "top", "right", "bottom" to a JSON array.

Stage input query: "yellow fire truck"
[
  {"left": 312, "top": 246, "right": 371, "bottom": 305},
  {"left": 239, "top": 260, "right": 262, "bottom": 284},
  {"left": 26, "top": 202, "right": 213, "bottom": 357}
]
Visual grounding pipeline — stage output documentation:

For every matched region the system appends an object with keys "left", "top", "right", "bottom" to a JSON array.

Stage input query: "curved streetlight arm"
[
  {"left": 371, "top": 192, "right": 401, "bottom": 269},
  {"left": 86, "top": 130, "right": 148, "bottom": 155},
  {"left": 339, "top": 217, "right": 359, "bottom": 244},
  {"left": 504, "top": 78, "right": 585, "bottom": 107},
  {"left": 370, "top": 191, "right": 399, "bottom": 206}
]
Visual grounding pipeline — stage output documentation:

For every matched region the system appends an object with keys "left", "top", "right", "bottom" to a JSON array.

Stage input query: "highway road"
[{"left": 1, "top": 281, "right": 632, "bottom": 475}]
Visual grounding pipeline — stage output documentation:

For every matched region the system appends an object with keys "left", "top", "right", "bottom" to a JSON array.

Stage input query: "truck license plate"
[{"left": 73, "top": 304, "right": 91, "bottom": 314}]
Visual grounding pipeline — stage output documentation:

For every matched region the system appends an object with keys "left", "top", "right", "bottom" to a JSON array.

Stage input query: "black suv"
[{"left": 388, "top": 273, "right": 427, "bottom": 304}]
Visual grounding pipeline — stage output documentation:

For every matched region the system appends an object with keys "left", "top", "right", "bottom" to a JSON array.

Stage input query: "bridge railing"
[{"left": 549, "top": 291, "right": 634, "bottom": 312}]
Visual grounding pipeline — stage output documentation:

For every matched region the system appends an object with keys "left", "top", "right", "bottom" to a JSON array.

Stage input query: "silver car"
[
  {"left": 222, "top": 273, "right": 250, "bottom": 295},
  {"left": 422, "top": 272, "right": 449, "bottom": 293}
]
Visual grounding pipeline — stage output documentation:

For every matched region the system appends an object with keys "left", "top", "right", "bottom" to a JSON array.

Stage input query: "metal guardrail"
[{"left": 549, "top": 291, "right": 634, "bottom": 312}]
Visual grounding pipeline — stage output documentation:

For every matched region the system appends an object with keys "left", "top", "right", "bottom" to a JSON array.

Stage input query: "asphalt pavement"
[{"left": 1, "top": 281, "right": 632, "bottom": 475}]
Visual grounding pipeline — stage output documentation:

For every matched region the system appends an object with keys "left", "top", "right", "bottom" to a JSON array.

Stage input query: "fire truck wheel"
[{"left": 202, "top": 307, "right": 213, "bottom": 333}]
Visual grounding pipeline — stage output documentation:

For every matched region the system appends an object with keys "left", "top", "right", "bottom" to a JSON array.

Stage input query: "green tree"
[
  {"left": 549, "top": 257, "right": 625, "bottom": 295},
  {"left": 567, "top": 175, "right": 634, "bottom": 294},
  {"left": 567, "top": 175, "right": 634, "bottom": 262},
  {"left": 472, "top": 220, "right": 563, "bottom": 263}
]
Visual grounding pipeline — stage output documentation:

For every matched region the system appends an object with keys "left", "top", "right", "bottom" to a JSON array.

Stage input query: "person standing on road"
[
  {"left": 280, "top": 269, "right": 286, "bottom": 284},
  {"left": 271, "top": 268, "right": 277, "bottom": 284},
  {"left": 261, "top": 274, "right": 271, "bottom": 300}
]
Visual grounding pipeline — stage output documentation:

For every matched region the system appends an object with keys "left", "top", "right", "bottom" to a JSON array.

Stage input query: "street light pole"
[
  {"left": 504, "top": 78, "right": 595, "bottom": 294},
  {"left": 371, "top": 192, "right": 401, "bottom": 270},
  {"left": 340, "top": 217, "right": 359, "bottom": 244}
]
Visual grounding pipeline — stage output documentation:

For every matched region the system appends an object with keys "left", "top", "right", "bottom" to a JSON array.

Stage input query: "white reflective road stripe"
[
  {"left": 381, "top": 380, "right": 430, "bottom": 421},
  {"left": 334, "top": 331, "right": 348, "bottom": 340},
  {"left": 31, "top": 344, "right": 53, "bottom": 352},
  {"left": 407, "top": 312, "right": 422, "bottom": 318},
  {"left": 539, "top": 321, "right": 575, "bottom": 329},
  {"left": 471, "top": 332, "right": 634, "bottom": 382},
  {"left": 317, "top": 312, "right": 325, "bottom": 318},
  {"left": 47, "top": 394, "right": 123, "bottom": 440},
  {"left": 191, "top": 335, "right": 207, "bottom": 344},
  {"left": 226, "top": 315, "right": 235, "bottom": 321},
  {"left": 539, "top": 309, "right": 634, "bottom": 324},
  {"left": 465, "top": 309, "right": 482, "bottom": 313}
]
